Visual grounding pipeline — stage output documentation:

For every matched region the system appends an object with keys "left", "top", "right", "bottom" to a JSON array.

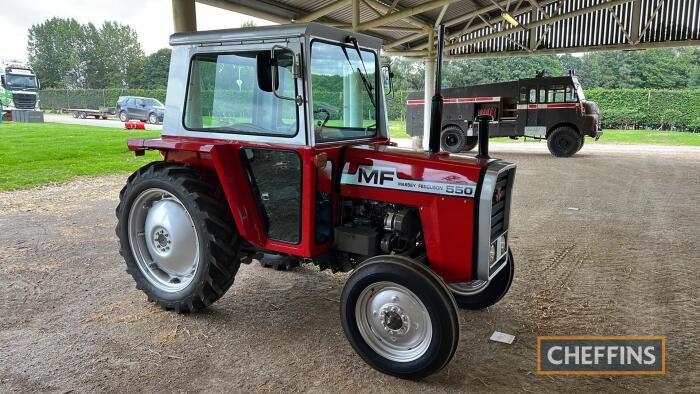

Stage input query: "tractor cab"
[{"left": 122, "top": 23, "right": 516, "bottom": 379}]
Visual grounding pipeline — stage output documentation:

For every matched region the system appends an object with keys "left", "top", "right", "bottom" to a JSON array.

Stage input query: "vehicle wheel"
[
  {"left": 341, "top": 255, "right": 459, "bottom": 379},
  {"left": 446, "top": 250, "right": 514, "bottom": 310},
  {"left": 547, "top": 127, "right": 580, "bottom": 157},
  {"left": 259, "top": 254, "right": 300, "bottom": 271},
  {"left": 463, "top": 136, "right": 478, "bottom": 152},
  {"left": 440, "top": 126, "right": 466, "bottom": 153},
  {"left": 101, "top": 116, "right": 108, "bottom": 120},
  {"left": 73, "top": 111, "right": 79, "bottom": 118},
  {"left": 577, "top": 135, "right": 585, "bottom": 152},
  {"left": 119, "top": 111, "right": 128, "bottom": 122},
  {"left": 79, "top": 111, "right": 87, "bottom": 119},
  {"left": 115, "top": 162, "right": 241, "bottom": 312},
  {"left": 148, "top": 113, "right": 159, "bottom": 124}
]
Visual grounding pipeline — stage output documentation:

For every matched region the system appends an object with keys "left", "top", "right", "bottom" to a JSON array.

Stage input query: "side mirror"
[
  {"left": 381, "top": 64, "right": 394, "bottom": 97},
  {"left": 258, "top": 46, "right": 301, "bottom": 105},
  {"left": 256, "top": 51, "right": 276, "bottom": 92},
  {"left": 37, "top": 79, "right": 41, "bottom": 90}
]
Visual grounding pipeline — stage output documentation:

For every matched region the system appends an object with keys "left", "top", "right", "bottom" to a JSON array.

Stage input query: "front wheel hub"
[{"left": 356, "top": 282, "right": 432, "bottom": 362}]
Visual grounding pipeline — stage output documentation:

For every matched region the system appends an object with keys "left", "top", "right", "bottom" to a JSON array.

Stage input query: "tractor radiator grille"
[
  {"left": 13, "top": 93, "right": 36, "bottom": 109},
  {"left": 490, "top": 170, "right": 512, "bottom": 241}
]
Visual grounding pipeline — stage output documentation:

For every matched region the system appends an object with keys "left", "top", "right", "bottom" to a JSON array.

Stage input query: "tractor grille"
[
  {"left": 490, "top": 170, "right": 512, "bottom": 241},
  {"left": 13, "top": 93, "right": 37, "bottom": 109}
]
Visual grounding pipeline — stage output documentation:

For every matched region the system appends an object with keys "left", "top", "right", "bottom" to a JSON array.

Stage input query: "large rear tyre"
[
  {"left": 116, "top": 162, "right": 241, "bottom": 313},
  {"left": 547, "top": 127, "right": 580, "bottom": 157},
  {"left": 341, "top": 255, "right": 459, "bottom": 379},
  {"left": 447, "top": 250, "right": 514, "bottom": 310},
  {"left": 577, "top": 135, "right": 585, "bottom": 152},
  {"left": 440, "top": 126, "right": 466, "bottom": 153}
]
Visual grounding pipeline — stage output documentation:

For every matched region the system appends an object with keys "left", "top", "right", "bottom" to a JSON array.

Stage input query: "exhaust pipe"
[
  {"left": 475, "top": 114, "right": 492, "bottom": 159},
  {"left": 428, "top": 25, "right": 446, "bottom": 154}
]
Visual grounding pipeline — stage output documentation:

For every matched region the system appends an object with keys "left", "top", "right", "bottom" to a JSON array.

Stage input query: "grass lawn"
[
  {"left": 0, "top": 122, "right": 161, "bottom": 190},
  {"left": 387, "top": 120, "right": 700, "bottom": 146}
]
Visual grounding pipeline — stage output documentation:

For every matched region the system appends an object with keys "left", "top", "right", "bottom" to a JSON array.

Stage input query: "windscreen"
[
  {"left": 310, "top": 40, "right": 378, "bottom": 142},
  {"left": 6, "top": 74, "right": 38, "bottom": 89}
]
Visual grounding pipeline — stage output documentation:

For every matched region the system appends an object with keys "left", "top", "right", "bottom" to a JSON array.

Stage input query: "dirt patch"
[{"left": 1, "top": 146, "right": 698, "bottom": 393}]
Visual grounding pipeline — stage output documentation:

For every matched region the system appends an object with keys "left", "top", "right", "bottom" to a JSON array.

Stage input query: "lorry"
[
  {"left": 406, "top": 72, "right": 602, "bottom": 157},
  {"left": 116, "top": 23, "right": 516, "bottom": 379},
  {"left": 0, "top": 62, "right": 40, "bottom": 111}
]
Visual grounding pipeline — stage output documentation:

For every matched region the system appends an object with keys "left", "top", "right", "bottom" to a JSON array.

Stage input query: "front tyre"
[
  {"left": 116, "top": 162, "right": 241, "bottom": 312},
  {"left": 119, "top": 111, "right": 128, "bottom": 122},
  {"left": 547, "top": 127, "right": 580, "bottom": 157},
  {"left": 148, "top": 113, "right": 159, "bottom": 124},
  {"left": 341, "top": 255, "right": 459, "bottom": 379},
  {"left": 447, "top": 250, "right": 514, "bottom": 310}
]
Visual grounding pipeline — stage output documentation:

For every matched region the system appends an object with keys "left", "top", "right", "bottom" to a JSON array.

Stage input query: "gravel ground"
[{"left": 1, "top": 143, "right": 698, "bottom": 393}]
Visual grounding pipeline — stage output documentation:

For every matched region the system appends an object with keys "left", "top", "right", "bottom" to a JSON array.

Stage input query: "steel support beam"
[
  {"left": 447, "top": 39, "right": 700, "bottom": 59},
  {"left": 630, "top": 0, "right": 642, "bottom": 43},
  {"left": 356, "top": 0, "right": 463, "bottom": 31},
  {"left": 352, "top": 0, "right": 360, "bottom": 31},
  {"left": 172, "top": 0, "right": 197, "bottom": 33},
  {"left": 296, "top": 0, "right": 351, "bottom": 23}
]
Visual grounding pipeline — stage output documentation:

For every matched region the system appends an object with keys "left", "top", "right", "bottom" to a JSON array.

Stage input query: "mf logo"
[{"left": 358, "top": 167, "right": 395, "bottom": 185}]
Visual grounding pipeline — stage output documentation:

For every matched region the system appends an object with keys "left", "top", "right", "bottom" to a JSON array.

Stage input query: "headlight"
[{"left": 489, "top": 244, "right": 497, "bottom": 264}]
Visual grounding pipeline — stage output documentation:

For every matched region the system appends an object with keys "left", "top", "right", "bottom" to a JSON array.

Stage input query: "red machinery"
[{"left": 116, "top": 23, "right": 516, "bottom": 379}]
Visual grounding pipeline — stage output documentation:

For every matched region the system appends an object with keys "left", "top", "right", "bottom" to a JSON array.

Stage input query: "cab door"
[{"left": 523, "top": 86, "right": 546, "bottom": 138}]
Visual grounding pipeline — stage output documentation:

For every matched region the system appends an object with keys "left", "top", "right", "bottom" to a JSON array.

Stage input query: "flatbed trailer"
[{"left": 63, "top": 106, "right": 116, "bottom": 120}]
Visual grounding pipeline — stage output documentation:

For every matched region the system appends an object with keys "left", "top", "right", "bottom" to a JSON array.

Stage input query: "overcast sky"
[{"left": 0, "top": 0, "right": 274, "bottom": 62}]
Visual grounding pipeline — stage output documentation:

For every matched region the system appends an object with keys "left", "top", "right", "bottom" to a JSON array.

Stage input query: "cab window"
[
  {"left": 183, "top": 51, "right": 298, "bottom": 136},
  {"left": 529, "top": 88, "right": 537, "bottom": 103}
]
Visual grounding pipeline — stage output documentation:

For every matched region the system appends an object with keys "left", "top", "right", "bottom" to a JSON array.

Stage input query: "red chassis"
[{"left": 129, "top": 135, "right": 489, "bottom": 284}]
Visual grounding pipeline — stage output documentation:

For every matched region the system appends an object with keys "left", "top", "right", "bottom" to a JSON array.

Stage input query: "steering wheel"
[{"left": 314, "top": 108, "right": 331, "bottom": 128}]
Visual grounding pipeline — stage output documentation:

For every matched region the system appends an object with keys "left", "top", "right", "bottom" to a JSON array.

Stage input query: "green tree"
[
  {"left": 241, "top": 20, "right": 256, "bottom": 28},
  {"left": 131, "top": 48, "right": 172, "bottom": 89},
  {"left": 27, "top": 18, "right": 86, "bottom": 88}
]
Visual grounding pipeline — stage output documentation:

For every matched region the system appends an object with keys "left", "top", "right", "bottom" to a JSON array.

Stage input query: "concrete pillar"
[
  {"left": 172, "top": 0, "right": 197, "bottom": 33},
  {"left": 421, "top": 57, "right": 436, "bottom": 151},
  {"left": 343, "top": 67, "right": 363, "bottom": 128}
]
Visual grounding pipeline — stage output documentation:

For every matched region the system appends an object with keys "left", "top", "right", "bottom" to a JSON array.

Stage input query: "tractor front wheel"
[
  {"left": 446, "top": 250, "right": 514, "bottom": 310},
  {"left": 341, "top": 255, "right": 459, "bottom": 379},
  {"left": 116, "top": 162, "right": 241, "bottom": 312}
]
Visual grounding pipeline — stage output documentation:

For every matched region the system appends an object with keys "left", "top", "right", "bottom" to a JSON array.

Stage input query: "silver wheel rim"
[
  {"left": 447, "top": 280, "right": 489, "bottom": 296},
  {"left": 355, "top": 282, "right": 432, "bottom": 363},
  {"left": 127, "top": 188, "right": 200, "bottom": 292},
  {"left": 150, "top": 114, "right": 157, "bottom": 124}
]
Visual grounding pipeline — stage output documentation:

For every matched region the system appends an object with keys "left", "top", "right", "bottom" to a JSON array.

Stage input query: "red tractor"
[{"left": 116, "top": 23, "right": 516, "bottom": 379}]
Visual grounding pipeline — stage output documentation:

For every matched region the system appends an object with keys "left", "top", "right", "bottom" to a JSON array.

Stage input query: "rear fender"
[{"left": 128, "top": 138, "right": 267, "bottom": 246}]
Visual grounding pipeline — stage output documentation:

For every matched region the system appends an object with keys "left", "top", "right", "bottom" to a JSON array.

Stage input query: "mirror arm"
[{"left": 270, "top": 45, "right": 302, "bottom": 106}]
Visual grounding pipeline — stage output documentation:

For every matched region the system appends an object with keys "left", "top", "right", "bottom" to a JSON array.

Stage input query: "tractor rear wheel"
[
  {"left": 116, "top": 162, "right": 241, "bottom": 312},
  {"left": 440, "top": 126, "right": 466, "bottom": 153},
  {"left": 547, "top": 127, "right": 580, "bottom": 157},
  {"left": 447, "top": 250, "right": 514, "bottom": 310},
  {"left": 341, "top": 255, "right": 459, "bottom": 379}
]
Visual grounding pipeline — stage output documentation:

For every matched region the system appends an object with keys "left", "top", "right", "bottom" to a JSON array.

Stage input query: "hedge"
[{"left": 39, "top": 87, "right": 700, "bottom": 131}]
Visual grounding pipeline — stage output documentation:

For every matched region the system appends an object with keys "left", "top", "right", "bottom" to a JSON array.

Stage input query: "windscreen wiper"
[{"left": 341, "top": 37, "right": 376, "bottom": 108}]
